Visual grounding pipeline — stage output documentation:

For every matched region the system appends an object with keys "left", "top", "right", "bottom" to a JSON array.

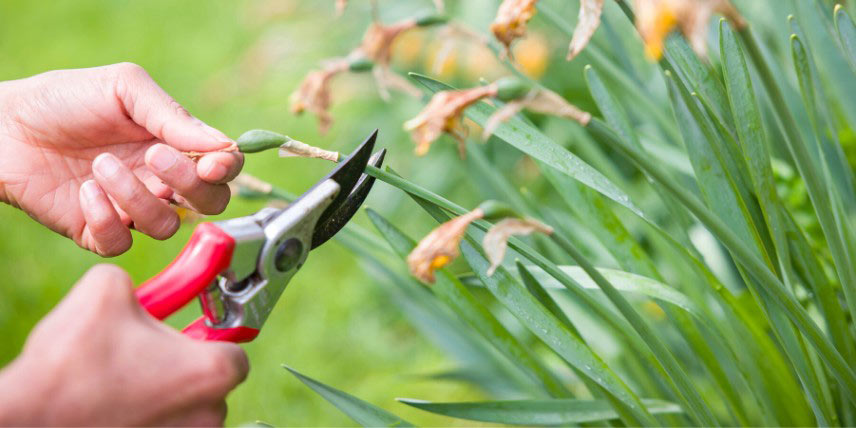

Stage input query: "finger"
[
  {"left": 201, "top": 342, "right": 250, "bottom": 389},
  {"left": 78, "top": 180, "right": 133, "bottom": 257},
  {"left": 145, "top": 144, "right": 230, "bottom": 214},
  {"left": 93, "top": 153, "right": 180, "bottom": 240},
  {"left": 143, "top": 175, "right": 174, "bottom": 200},
  {"left": 111, "top": 62, "right": 234, "bottom": 152},
  {"left": 161, "top": 402, "right": 227, "bottom": 427},
  {"left": 197, "top": 151, "right": 244, "bottom": 184}
]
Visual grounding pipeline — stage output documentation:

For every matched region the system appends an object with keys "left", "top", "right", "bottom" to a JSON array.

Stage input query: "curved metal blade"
[
  {"left": 289, "top": 129, "right": 377, "bottom": 227},
  {"left": 311, "top": 148, "right": 386, "bottom": 248}
]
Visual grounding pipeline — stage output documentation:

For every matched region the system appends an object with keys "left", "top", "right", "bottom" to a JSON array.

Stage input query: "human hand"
[
  {"left": 0, "top": 63, "right": 243, "bottom": 256},
  {"left": 0, "top": 264, "right": 249, "bottom": 426}
]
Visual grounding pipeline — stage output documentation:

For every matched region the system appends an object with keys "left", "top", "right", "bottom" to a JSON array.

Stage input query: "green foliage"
[{"left": 284, "top": 1, "right": 856, "bottom": 426}]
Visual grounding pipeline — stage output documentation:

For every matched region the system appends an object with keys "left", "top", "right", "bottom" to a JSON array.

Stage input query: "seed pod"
[
  {"left": 477, "top": 200, "right": 521, "bottom": 220},
  {"left": 348, "top": 56, "right": 375, "bottom": 72},
  {"left": 494, "top": 76, "right": 532, "bottom": 101},
  {"left": 236, "top": 129, "right": 291, "bottom": 153},
  {"left": 415, "top": 13, "right": 449, "bottom": 27}
]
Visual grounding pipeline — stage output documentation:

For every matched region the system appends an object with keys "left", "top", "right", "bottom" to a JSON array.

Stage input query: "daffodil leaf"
[
  {"left": 409, "top": 73, "right": 645, "bottom": 220},
  {"left": 398, "top": 397, "right": 681, "bottom": 426},
  {"left": 284, "top": 365, "right": 413, "bottom": 427}
]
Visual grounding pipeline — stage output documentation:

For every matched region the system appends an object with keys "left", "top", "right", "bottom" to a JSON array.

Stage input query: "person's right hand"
[{"left": 0, "top": 265, "right": 249, "bottom": 426}]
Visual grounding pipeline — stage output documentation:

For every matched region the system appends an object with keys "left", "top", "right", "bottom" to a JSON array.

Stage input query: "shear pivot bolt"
[{"left": 275, "top": 238, "right": 303, "bottom": 272}]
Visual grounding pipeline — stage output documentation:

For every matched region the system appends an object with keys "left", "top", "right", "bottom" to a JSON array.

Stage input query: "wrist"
[{"left": 0, "top": 356, "right": 49, "bottom": 425}]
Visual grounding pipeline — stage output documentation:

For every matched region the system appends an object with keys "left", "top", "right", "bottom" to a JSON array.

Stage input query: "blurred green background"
[{"left": 0, "top": 0, "right": 514, "bottom": 425}]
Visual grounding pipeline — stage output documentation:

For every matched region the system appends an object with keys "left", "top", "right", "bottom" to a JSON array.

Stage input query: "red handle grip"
[{"left": 136, "top": 222, "right": 235, "bottom": 320}]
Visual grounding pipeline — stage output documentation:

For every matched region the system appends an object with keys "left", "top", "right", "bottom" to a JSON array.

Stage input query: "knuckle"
[
  {"left": 79, "top": 264, "right": 134, "bottom": 311},
  {"left": 114, "top": 62, "right": 148, "bottom": 80}
]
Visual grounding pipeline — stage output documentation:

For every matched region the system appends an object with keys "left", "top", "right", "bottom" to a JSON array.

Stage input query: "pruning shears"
[{"left": 135, "top": 130, "right": 384, "bottom": 343}]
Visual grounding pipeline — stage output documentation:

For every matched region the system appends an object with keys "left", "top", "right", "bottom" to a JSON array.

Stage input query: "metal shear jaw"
[{"left": 198, "top": 130, "right": 384, "bottom": 333}]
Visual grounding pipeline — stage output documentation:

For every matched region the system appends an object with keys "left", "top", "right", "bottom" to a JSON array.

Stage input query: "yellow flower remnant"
[
  {"left": 404, "top": 84, "right": 499, "bottom": 156},
  {"left": 483, "top": 218, "right": 553, "bottom": 275},
  {"left": 407, "top": 209, "right": 485, "bottom": 283},
  {"left": 634, "top": 0, "right": 745, "bottom": 59},
  {"left": 491, "top": 0, "right": 538, "bottom": 58},
  {"left": 289, "top": 58, "right": 350, "bottom": 134}
]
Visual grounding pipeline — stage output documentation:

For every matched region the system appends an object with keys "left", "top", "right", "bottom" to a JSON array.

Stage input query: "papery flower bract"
[
  {"left": 483, "top": 218, "right": 553, "bottom": 275},
  {"left": 483, "top": 88, "right": 591, "bottom": 140},
  {"left": 634, "top": 0, "right": 745, "bottom": 59},
  {"left": 407, "top": 209, "right": 485, "bottom": 283},
  {"left": 229, "top": 173, "right": 274, "bottom": 197},
  {"left": 567, "top": 0, "right": 605, "bottom": 60},
  {"left": 404, "top": 84, "right": 498, "bottom": 156},
  {"left": 279, "top": 139, "right": 340, "bottom": 162},
  {"left": 491, "top": 0, "right": 539, "bottom": 58},
  {"left": 289, "top": 58, "right": 350, "bottom": 134},
  {"left": 356, "top": 19, "right": 423, "bottom": 99}
]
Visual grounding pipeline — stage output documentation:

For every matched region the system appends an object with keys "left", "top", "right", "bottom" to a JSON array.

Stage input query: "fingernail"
[
  {"left": 149, "top": 145, "right": 178, "bottom": 172},
  {"left": 80, "top": 180, "right": 102, "bottom": 203},
  {"left": 199, "top": 122, "right": 234, "bottom": 148},
  {"left": 94, "top": 154, "right": 122, "bottom": 179},
  {"left": 204, "top": 160, "right": 228, "bottom": 181}
]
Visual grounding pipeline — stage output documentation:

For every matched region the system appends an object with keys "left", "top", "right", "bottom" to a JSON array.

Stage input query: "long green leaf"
[
  {"left": 522, "top": 265, "right": 699, "bottom": 317},
  {"left": 284, "top": 366, "right": 413, "bottom": 427},
  {"left": 409, "top": 73, "right": 645, "bottom": 220},
  {"left": 398, "top": 397, "right": 681, "bottom": 426},
  {"left": 366, "top": 209, "right": 571, "bottom": 398},
  {"left": 585, "top": 118, "right": 856, "bottom": 407},
  {"left": 836, "top": 4, "right": 856, "bottom": 73}
]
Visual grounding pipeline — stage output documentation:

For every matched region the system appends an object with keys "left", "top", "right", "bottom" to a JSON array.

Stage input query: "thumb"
[{"left": 112, "top": 62, "right": 233, "bottom": 152}]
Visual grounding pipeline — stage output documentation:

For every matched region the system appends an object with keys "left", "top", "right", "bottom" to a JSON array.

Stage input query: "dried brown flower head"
[
  {"left": 354, "top": 19, "right": 423, "bottom": 99},
  {"left": 335, "top": 0, "right": 347, "bottom": 16},
  {"left": 404, "top": 84, "right": 498, "bottom": 156},
  {"left": 483, "top": 87, "right": 592, "bottom": 140},
  {"left": 407, "top": 209, "right": 485, "bottom": 283},
  {"left": 491, "top": 0, "right": 539, "bottom": 58},
  {"left": 289, "top": 58, "right": 350, "bottom": 134},
  {"left": 634, "top": 0, "right": 745, "bottom": 59},
  {"left": 483, "top": 218, "right": 553, "bottom": 275},
  {"left": 567, "top": 0, "right": 605, "bottom": 60}
]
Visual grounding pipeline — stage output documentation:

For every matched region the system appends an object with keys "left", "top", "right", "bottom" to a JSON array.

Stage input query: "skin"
[{"left": 0, "top": 63, "right": 249, "bottom": 425}]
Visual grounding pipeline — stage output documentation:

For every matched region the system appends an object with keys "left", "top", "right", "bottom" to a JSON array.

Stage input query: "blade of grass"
[
  {"left": 836, "top": 4, "right": 856, "bottom": 73},
  {"left": 409, "top": 73, "right": 645, "bottom": 220},
  {"left": 397, "top": 397, "right": 681, "bottom": 426},
  {"left": 585, "top": 117, "right": 856, "bottom": 407},
  {"left": 284, "top": 365, "right": 413, "bottom": 427},
  {"left": 366, "top": 209, "right": 573, "bottom": 399}
]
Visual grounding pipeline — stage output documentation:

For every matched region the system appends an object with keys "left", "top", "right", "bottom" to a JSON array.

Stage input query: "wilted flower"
[
  {"left": 404, "top": 84, "right": 499, "bottom": 156},
  {"left": 483, "top": 218, "right": 553, "bottom": 275},
  {"left": 289, "top": 58, "right": 350, "bottom": 134},
  {"left": 491, "top": 0, "right": 538, "bottom": 58},
  {"left": 407, "top": 209, "right": 485, "bottom": 283},
  {"left": 567, "top": 0, "right": 605, "bottom": 60},
  {"left": 634, "top": 0, "right": 745, "bottom": 59},
  {"left": 482, "top": 79, "right": 591, "bottom": 139},
  {"left": 335, "top": 0, "right": 347, "bottom": 16}
]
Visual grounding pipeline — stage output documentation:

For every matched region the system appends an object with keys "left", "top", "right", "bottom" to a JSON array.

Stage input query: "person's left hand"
[{"left": 0, "top": 63, "right": 243, "bottom": 256}]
